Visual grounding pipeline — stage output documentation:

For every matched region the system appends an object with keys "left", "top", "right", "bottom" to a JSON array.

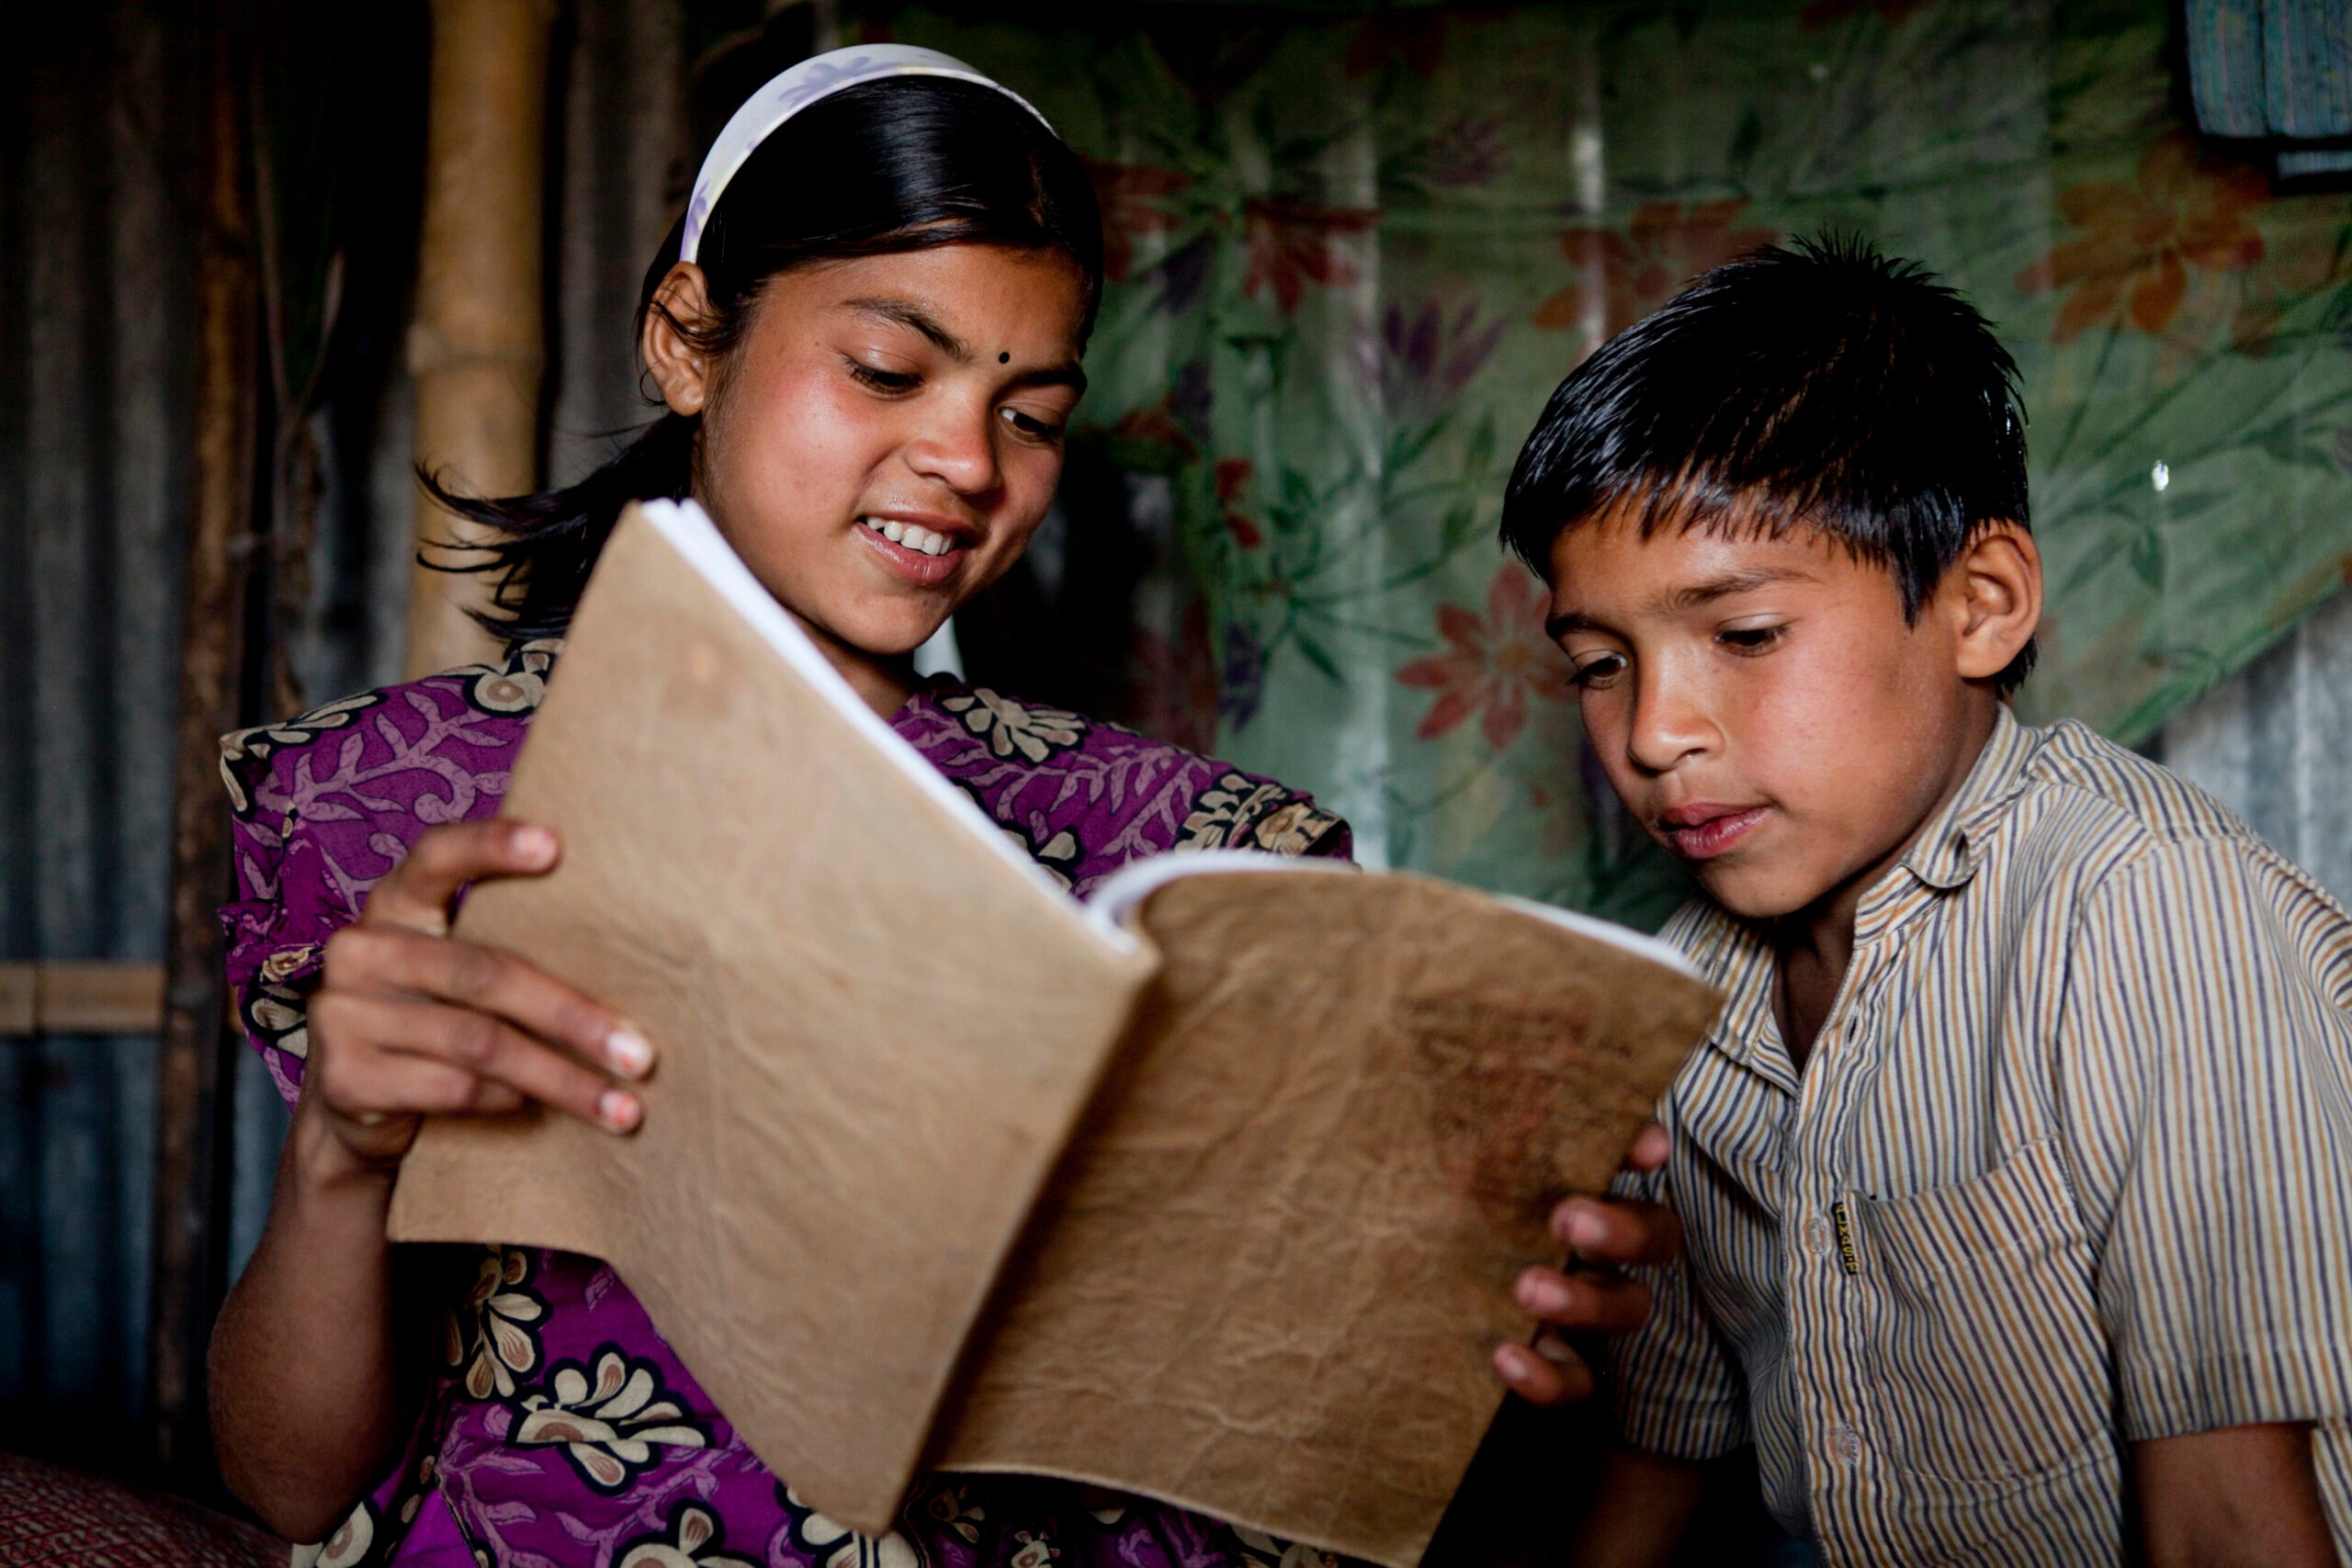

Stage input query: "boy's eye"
[
  {"left": 846, "top": 358, "right": 919, "bottom": 393},
  {"left": 998, "top": 405, "right": 1064, "bottom": 444},
  {"left": 1717, "top": 625, "right": 1785, "bottom": 654},
  {"left": 1566, "top": 652, "right": 1627, "bottom": 690}
]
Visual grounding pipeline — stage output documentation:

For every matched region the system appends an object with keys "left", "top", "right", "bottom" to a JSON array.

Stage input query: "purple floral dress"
[{"left": 219, "top": 640, "right": 1355, "bottom": 1568}]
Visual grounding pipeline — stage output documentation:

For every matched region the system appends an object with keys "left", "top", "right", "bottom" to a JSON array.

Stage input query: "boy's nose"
[{"left": 1625, "top": 673, "right": 1716, "bottom": 773}]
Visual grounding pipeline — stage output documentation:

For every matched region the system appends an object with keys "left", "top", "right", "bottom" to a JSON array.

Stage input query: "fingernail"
[
  {"left": 514, "top": 825, "right": 557, "bottom": 866},
  {"left": 1564, "top": 1205, "right": 1604, "bottom": 1250},
  {"left": 1519, "top": 1275, "right": 1572, "bottom": 1314},
  {"left": 605, "top": 1026, "right": 653, "bottom": 1078},
  {"left": 598, "top": 1089, "right": 641, "bottom": 1132},
  {"left": 1533, "top": 1336, "right": 1576, "bottom": 1366},
  {"left": 1494, "top": 1346, "right": 1531, "bottom": 1383}
]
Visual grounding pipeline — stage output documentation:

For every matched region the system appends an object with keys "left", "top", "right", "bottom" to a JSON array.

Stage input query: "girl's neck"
[{"left": 789, "top": 608, "right": 921, "bottom": 718}]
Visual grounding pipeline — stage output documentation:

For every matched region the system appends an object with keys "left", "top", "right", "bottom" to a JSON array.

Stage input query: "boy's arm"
[
  {"left": 1566, "top": 1447, "right": 1707, "bottom": 1568},
  {"left": 2132, "top": 1422, "right": 2336, "bottom": 1568},
  {"left": 2057, "top": 841, "right": 2352, "bottom": 1532}
]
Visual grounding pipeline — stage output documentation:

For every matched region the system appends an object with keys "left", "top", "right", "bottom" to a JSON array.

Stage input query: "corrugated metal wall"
[
  {"left": 4, "top": 0, "right": 2348, "bottom": 1489},
  {"left": 2, "top": 6, "right": 204, "bottom": 1464}
]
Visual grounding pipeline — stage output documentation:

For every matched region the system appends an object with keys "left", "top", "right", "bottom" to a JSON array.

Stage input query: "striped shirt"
[{"left": 1611, "top": 705, "right": 2352, "bottom": 1564}]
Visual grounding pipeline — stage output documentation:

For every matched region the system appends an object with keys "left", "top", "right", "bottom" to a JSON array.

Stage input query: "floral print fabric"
[
  {"left": 219, "top": 642, "right": 1350, "bottom": 1568},
  {"left": 857, "top": 0, "right": 2352, "bottom": 931}
]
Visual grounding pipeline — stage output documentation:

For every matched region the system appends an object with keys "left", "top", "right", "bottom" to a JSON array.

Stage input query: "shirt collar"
[
  {"left": 1683, "top": 704, "right": 2038, "bottom": 1077},
  {"left": 1891, "top": 703, "right": 2036, "bottom": 894}
]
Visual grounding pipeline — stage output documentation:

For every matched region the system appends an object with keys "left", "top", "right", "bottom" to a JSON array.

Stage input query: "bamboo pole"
[
  {"left": 149, "top": 14, "right": 262, "bottom": 1484},
  {"left": 0, "top": 963, "right": 168, "bottom": 1036},
  {"left": 403, "top": 0, "right": 554, "bottom": 679}
]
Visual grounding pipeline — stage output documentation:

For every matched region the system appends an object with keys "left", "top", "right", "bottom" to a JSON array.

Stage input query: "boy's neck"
[{"left": 1769, "top": 699, "right": 2004, "bottom": 1068}]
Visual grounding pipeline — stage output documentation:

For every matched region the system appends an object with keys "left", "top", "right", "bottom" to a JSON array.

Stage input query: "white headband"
[{"left": 679, "top": 44, "right": 1055, "bottom": 265}]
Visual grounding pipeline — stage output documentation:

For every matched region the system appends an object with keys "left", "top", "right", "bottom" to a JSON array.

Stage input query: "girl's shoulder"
[
  {"left": 219, "top": 638, "right": 558, "bottom": 850},
  {"left": 217, "top": 641, "right": 560, "bottom": 1104},
  {"left": 895, "top": 682, "right": 1352, "bottom": 890}
]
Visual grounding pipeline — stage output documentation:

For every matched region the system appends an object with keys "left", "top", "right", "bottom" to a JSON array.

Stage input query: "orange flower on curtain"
[
  {"left": 1215, "top": 457, "right": 1263, "bottom": 547},
  {"left": 1084, "top": 158, "right": 1191, "bottom": 281},
  {"left": 1396, "top": 564, "right": 1568, "bottom": 751},
  {"left": 1241, "top": 197, "right": 1379, "bottom": 312},
  {"left": 2012, "top": 130, "right": 2268, "bottom": 344},
  {"left": 1532, "top": 199, "right": 1779, "bottom": 339}
]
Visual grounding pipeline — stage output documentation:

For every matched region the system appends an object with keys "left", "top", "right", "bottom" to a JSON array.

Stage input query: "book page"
[
  {"left": 386, "top": 502, "right": 1156, "bottom": 1534},
  {"left": 931, "top": 867, "right": 1722, "bottom": 1565}
]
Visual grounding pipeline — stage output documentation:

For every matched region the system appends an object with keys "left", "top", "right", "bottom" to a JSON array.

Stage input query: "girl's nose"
[{"left": 904, "top": 400, "right": 1001, "bottom": 497}]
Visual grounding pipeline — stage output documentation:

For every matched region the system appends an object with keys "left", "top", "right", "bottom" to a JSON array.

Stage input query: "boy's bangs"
[{"left": 1582, "top": 466, "right": 1905, "bottom": 583}]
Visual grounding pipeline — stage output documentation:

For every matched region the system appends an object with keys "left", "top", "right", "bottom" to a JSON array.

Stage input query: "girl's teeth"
[{"left": 862, "top": 516, "right": 955, "bottom": 557}]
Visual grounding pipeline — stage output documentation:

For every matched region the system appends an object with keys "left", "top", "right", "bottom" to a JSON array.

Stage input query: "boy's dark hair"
[{"left": 1500, "top": 234, "right": 2035, "bottom": 691}]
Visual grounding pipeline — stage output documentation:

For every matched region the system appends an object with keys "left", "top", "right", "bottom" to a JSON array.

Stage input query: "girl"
[{"left": 209, "top": 46, "right": 1668, "bottom": 1568}]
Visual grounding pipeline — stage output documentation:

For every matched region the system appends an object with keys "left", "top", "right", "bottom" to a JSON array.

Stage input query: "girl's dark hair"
[
  {"left": 1500, "top": 234, "right": 2036, "bottom": 692},
  {"left": 424, "top": 74, "right": 1104, "bottom": 643}
]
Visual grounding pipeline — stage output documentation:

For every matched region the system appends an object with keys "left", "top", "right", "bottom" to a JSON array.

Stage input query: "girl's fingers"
[
  {"left": 1623, "top": 1121, "right": 1671, "bottom": 1172},
  {"left": 362, "top": 819, "right": 560, "bottom": 936},
  {"left": 321, "top": 924, "right": 652, "bottom": 1081},
  {"left": 311, "top": 991, "right": 641, "bottom": 1134}
]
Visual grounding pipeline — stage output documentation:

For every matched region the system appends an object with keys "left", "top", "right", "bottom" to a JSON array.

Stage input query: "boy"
[{"left": 1501, "top": 237, "right": 2352, "bottom": 1566}]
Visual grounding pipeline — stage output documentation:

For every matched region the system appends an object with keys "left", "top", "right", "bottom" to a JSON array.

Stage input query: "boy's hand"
[{"left": 1494, "top": 1122, "right": 1682, "bottom": 1405}]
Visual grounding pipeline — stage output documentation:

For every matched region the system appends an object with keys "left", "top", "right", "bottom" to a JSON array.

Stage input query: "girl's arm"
[
  {"left": 208, "top": 818, "right": 652, "bottom": 1541},
  {"left": 209, "top": 1096, "right": 421, "bottom": 1540}
]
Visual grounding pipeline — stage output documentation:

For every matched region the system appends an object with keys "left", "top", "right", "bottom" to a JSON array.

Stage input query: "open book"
[{"left": 386, "top": 500, "right": 1723, "bottom": 1566}]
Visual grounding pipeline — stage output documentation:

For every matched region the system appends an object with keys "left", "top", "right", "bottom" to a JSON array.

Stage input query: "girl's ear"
[
  {"left": 1949, "top": 520, "right": 2042, "bottom": 683},
  {"left": 643, "top": 263, "right": 717, "bottom": 416}
]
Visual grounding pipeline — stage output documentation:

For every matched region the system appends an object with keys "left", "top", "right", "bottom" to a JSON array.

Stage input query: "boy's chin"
[{"left": 1689, "top": 861, "right": 1816, "bottom": 922}]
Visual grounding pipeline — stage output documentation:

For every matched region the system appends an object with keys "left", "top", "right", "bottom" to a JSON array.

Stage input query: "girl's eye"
[
  {"left": 1566, "top": 652, "right": 1627, "bottom": 690},
  {"left": 999, "top": 406, "right": 1064, "bottom": 443},
  {"left": 1718, "top": 625, "right": 1785, "bottom": 654},
  {"left": 847, "top": 359, "right": 919, "bottom": 393}
]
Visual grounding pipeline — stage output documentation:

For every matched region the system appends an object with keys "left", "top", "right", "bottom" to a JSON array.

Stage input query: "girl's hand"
[
  {"left": 301, "top": 819, "right": 655, "bottom": 1173},
  {"left": 1495, "top": 1122, "right": 1682, "bottom": 1405}
]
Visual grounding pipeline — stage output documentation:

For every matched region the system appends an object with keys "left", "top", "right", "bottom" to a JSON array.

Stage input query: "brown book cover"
[{"left": 387, "top": 501, "right": 1722, "bottom": 1565}]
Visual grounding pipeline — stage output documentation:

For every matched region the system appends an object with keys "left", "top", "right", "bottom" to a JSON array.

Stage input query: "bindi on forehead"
[{"left": 1000, "top": 351, "right": 1010, "bottom": 364}]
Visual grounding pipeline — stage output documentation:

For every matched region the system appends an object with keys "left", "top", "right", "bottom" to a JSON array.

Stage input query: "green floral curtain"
[{"left": 853, "top": 0, "right": 2352, "bottom": 926}]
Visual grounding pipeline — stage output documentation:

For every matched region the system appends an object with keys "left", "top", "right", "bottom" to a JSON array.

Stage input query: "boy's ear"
[
  {"left": 1946, "top": 520, "right": 2042, "bottom": 683},
  {"left": 643, "top": 263, "right": 716, "bottom": 416}
]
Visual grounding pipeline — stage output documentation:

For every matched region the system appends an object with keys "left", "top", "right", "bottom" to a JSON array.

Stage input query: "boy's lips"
[{"left": 1656, "top": 803, "right": 1769, "bottom": 861}]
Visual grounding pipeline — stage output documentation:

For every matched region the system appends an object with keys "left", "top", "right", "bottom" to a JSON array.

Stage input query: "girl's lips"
[
  {"left": 1660, "top": 807, "right": 1768, "bottom": 861},
  {"left": 854, "top": 523, "right": 967, "bottom": 587}
]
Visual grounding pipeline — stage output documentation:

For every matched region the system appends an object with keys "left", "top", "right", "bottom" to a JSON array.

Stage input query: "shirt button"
[
  {"left": 1834, "top": 1426, "right": 1865, "bottom": 1464},
  {"left": 1802, "top": 1217, "right": 1831, "bottom": 1254}
]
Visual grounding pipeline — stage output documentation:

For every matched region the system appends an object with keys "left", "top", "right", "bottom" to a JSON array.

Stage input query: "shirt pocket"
[{"left": 1849, "top": 1137, "right": 2115, "bottom": 1484}]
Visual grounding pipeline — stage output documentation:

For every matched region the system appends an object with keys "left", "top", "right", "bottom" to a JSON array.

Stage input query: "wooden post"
[
  {"left": 404, "top": 0, "right": 554, "bottom": 679},
  {"left": 148, "top": 14, "right": 262, "bottom": 1486}
]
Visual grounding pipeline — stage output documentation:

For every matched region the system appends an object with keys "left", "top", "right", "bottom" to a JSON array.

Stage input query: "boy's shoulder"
[
  {"left": 2005, "top": 716, "right": 2255, "bottom": 862},
  {"left": 1657, "top": 711, "right": 2337, "bottom": 976}
]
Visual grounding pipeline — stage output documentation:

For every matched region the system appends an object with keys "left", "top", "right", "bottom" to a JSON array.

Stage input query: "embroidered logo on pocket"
[{"left": 1832, "top": 1200, "right": 1860, "bottom": 1276}]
